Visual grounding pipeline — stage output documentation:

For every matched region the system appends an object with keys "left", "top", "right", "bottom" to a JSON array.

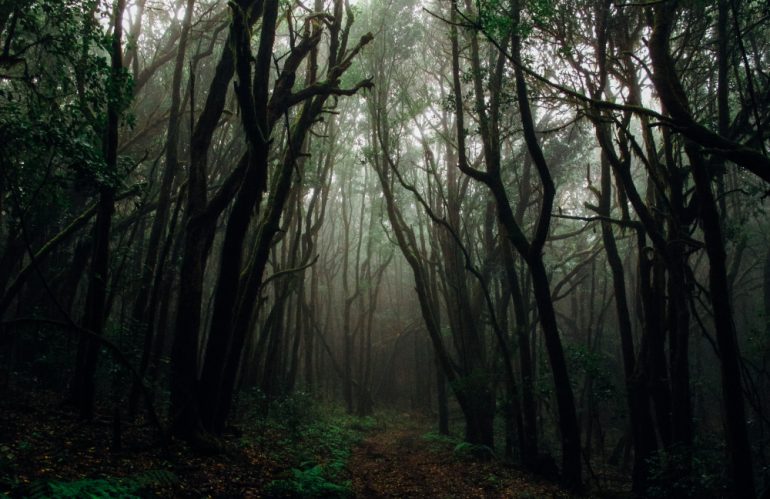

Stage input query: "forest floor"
[
  {"left": 0, "top": 387, "right": 614, "bottom": 498},
  {"left": 349, "top": 420, "right": 570, "bottom": 498}
]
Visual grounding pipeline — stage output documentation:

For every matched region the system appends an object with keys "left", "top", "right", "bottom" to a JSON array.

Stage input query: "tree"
[
  {"left": 170, "top": 0, "right": 374, "bottom": 438},
  {"left": 448, "top": 0, "right": 582, "bottom": 487}
]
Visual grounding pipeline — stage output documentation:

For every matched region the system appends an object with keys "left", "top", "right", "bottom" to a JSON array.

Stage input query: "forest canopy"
[{"left": 1, "top": 0, "right": 769, "bottom": 496}]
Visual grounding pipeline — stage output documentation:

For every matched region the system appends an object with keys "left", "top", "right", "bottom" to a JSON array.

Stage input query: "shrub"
[
  {"left": 421, "top": 431, "right": 460, "bottom": 452},
  {"left": 453, "top": 441, "right": 496, "bottom": 461},
  {"left": 646, "top": 441, "right": 729, "bottom": 498}
]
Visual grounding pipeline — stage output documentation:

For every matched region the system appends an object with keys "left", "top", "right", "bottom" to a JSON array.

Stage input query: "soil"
[
  {"left": 349, "top": 422, "right": 571, "bottom": 498},
  {"left": 0, "top": 389, "right": 282, "bottom": 497},
  {"left": 0, "top": 388, "right": 587, "bottom": 498}
]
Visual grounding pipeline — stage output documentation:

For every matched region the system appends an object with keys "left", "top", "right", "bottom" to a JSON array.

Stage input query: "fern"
[
  {"left": 265, "top": 465, "right": 352, "bottom": 498},
  {"left": 29, "top": 478, "right": 138, "bottom": 499},
  {"left": 26, "top": 480, "right": 53, "bottom": 499},
  {"left": 453, "top": 441, "right": 496, "bottom": 461},
  {"left": 120, "top": 469, "right": 178, "bottom": 493},
  {"left": 422, "top": 431, "right": 460, "bottom": 446},
  {"left": 26, "top": 469, "right": 178, "bottom": 499}
]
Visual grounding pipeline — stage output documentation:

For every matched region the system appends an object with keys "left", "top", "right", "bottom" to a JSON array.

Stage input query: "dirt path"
[{"left": 349, "top": 424, "right": 568, "bottom": 498}]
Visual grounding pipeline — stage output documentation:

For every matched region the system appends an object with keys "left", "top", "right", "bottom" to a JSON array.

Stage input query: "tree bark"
[
  {"left": 71, "top": 0, "right": 125, "bottom": 420},
  {"left": 447, "top": 0, "right": 581, "bottom": 485},
  {"left": 129, "top": 0, "right": 194, "bottom": 416}
]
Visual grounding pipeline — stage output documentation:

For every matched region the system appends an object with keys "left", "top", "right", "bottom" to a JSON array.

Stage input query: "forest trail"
[
  {"left": 350, "top": 425, "right": 489, "bottom": 497},
  {"left": 349, "top": 421, "right": 568, "bottom": 498}
]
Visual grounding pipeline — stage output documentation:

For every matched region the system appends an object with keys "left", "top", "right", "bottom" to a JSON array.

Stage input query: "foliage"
[
  {"left": 483, "top": 472, "right": 504, "bottom": 490},
  {"left": 448, "top": 368, "right": 493, "bottom": 398},
  {"left": 264, "top": 465, "right": 353, "bottom": 498},
  {"left": 240, "top": 392, "right": 373, "bottom": 498},
  {"left": 29, "top": 478, "right": 133, "bottom": 499},
  {"left": 26, "top": 470, "right": 178, "bottom": 499},
  {"left": 478, "top": 0, "right": 514, "bottom": 40},
  {"left": 422, "top": 431, "right": 502, "bottom": 460},
  {"left": 645, "top": 440, "right": 730, "bottom": 498},
  {"left": 0, "top": 0, "right": 133, "bottom": 222},
  {"left": 565, "top": 344, "right": 617, "bottom": 404},
  {"left": 452, "top": 441, "right": 496, "bottom": 461},
  {"left": 0, "top": 445, "right": 16, "bottom": 494},
  {"left": 421, "top": 431, "right": 461, "bottom": 448},
  {"left": 268, "top": 390, "right": 319, "bottom": 434},
  {"left": 477, "top": 0, "right": 555, "bottom": 40}
]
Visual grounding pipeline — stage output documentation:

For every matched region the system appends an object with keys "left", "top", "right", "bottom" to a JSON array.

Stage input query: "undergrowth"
[
  {"left": 421, "top": 431, "right": 496, "bottom": 460},
  {"left": 240, "top": 391, "right": 378, "bottom": 498},
  {"left": 421, "top": 430, "right": 461, "bottom": 452},
  {"left": 645, "top": 438, "right": 730, "bottom": 498},
  {"left": 23, "top": 469, "right": 178, "bottom": 499}
]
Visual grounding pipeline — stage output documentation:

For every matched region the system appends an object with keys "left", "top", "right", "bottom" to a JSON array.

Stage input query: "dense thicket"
[{"left": 1, "top": 0, "right": 769, "bottom": 496}]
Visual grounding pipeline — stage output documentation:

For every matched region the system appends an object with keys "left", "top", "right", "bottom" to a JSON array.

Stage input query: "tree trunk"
[
  {"left": 129, "top": 0, "right": 194, "bottom": 416},
  {"left": 168, "top": 0, "right": 262, "bottom": 439},
  {"left": 71, "top": 0, "right": 125, "bottom": 420},
  {"left": 596, "top": 152, "right": 657, "bottom": 491},
  {"left": 502, "top": 242, "right": 537, "bottom": 463},
  {"left": 689, "top": 145, "right": 756, "bottom": 497},
  {"left": 648, "top": 6, "right": 755, "bottom": 494}
]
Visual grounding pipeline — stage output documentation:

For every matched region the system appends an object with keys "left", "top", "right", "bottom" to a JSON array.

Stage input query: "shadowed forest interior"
[{"left": 1, "top": 0, "right": 769, "bottom": 496}]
